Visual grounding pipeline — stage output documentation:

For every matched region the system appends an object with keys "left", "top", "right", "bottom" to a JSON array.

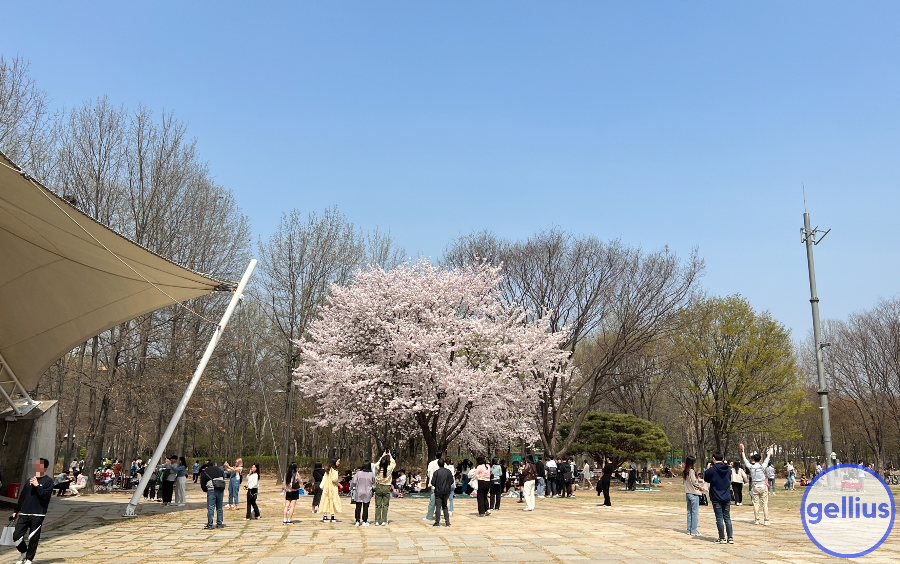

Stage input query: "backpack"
[
  {"left": 155, "top": 468, "right": 166, "bottom": 482},
  {"left": 547, "top": 465, "right": 558, "bottom": 478}
]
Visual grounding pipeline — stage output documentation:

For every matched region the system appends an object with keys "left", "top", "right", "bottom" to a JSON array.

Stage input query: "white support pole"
[
  {"left": 0, "top": 351, "right": 36, "bottom": 415},
  {"left": 125, "top": 259, "right": 257, "bottom": 516}
]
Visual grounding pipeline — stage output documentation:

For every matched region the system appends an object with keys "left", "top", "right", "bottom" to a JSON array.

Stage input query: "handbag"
[
  {"left": 699, "top": 493, "right": 709, "bottom": 506},
  {"left": 0, "top": 522, "right": 16, "bottom": 546}
]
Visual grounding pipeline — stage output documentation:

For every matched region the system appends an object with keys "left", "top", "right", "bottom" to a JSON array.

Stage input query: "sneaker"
[
  {"left": 203, "top": 524, "right": 214, "bottom": 530},
  {"left": 422, "top": 517, "right": 431, "bottom": 521},
  {"left": 245, "top": 518, "right": 251, "bottom": 521},
  {"left": 717, "top": 538, "right": 727, "bottom": 544},
  {"left": 177, "top": 503, "right": 186, "bottom": 506},
  {"left": 727, "top": 538, "right": 734, "bottom": 544},
  {"left": 330, "top": 516, "right": 337, "bottom": 522},
  {"left": 23, "top": 560, "right": 33, "bottom": 564},
  {"left": 287, "top": 520, "right": 293, "bottom": 524},
  {"left": 446, "top": 523, "right": 451, "bottom": 527},
  {"left": 433, "top": 522, "right": 440, "bottom": 527},
  {"left": 322, "top": 517, "right": 329, "bottom": 523},
  {"left": 764, "top": 521, "right": 770, "bottom": 526},
  {"left": 362, "top": 522, "right": 369, "bottom": 527},
  {"left": 355, "top": 521, "right": 361, "bottom": 527},
  {"left": 216, "top": 523, "right": 226, "bottom": 528},
  {"left": 15, "top": 557, "right": 25, "bottom": 564},
  {"left": 754, "top": 520, "right": 760, "bottom": 525}
]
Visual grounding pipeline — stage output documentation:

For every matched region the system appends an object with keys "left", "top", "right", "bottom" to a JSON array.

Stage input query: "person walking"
[
  {"left": 320, "top": 458, "right": 342, "bottom": 523},
  {"left": 174, "top": 456, "right": 187, "bottom": 506},
  {"left": 283, "top": 462, "right": 301, "bottom": 524},
  {"left": 225, "top": 458, "right": 243, "bottom": 511},
  {"left": 311, "top": 461, "right": 325, "bottom": 514},
  {"left": 785, "top": 460, "right": 796, "bottom": 490},
  {"left": 431, "top": 459, "right": 454, "bottom": 526},
  {"left": 535, "top": 455, "right": 546, "bottom": 498},
  {"left": 11, "top": 458, "right": 53, "bottom": 564},
  {"left": 597, "top": 455, "right": 614, "bottom": 507},
  {"left": 682, "top": 456, "right": 704, "bottom": 536},
  {"left": 200, "top": 461, "right": 227, "bottom": 530},
  {"left": 350, "top": 461, "right": 376, "bottom": 526},
  {"left": 766, "top": 463, "right": 776, "bottom": 496},
  {"left": 374, "top": 451, "right": 395, "bottom": 526},
  {"left": 522, "top": 455, "right": 537, "bottom": 511},
  {"left": 582, "top": 459, "right": 592, "bottom": 490},
  {"left": 192, "top": 460, "right": 201, "bottom": 483},
  {"left": 245, "top": 463, "right": 260, "bottom": 520},
  {"left": 703, "top": 452, "right": 734, "bottom": 544},
  {"left": 489, "top": 457, "right": 503, "bottom": 511},
  {"left": 741, "top": 443, "right": 773, "bottom": 526},
  {"left": 731, "top": 461, "right": 746, "bottom": 506},
  {"left": 473, "top": 456, "right": 492, "bottom": 516}
]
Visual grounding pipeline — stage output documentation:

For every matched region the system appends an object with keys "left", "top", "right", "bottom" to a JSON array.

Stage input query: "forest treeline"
[{"left": 2, "top": 55, "right": 898, "bottom": 484}]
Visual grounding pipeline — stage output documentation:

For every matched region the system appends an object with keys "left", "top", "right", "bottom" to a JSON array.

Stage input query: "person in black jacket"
[
  {"left": 704, "top": 452, "right": 734, "bottom": 544},
  {"left": 200, "top": 462, "right": 227, "bottom": 530},
  {"left": 597, "top": 456, "right": 614, "bottom": 507},
  {"left": 311, "top": 462, "right": 325, "bottom": 514},
  {"left": 11, "top": 457, "right": 54, "bottom": 564},
  {"left": 431, "top": 459, "right": 454, "bottom": 527}
]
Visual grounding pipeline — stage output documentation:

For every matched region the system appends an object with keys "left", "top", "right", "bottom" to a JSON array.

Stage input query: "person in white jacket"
[
  {"left": 730, "top": 461, "right": 747, "bottom": 506},
  {"left": 245, "top": 463, "right": 260, "bottom": 520}
]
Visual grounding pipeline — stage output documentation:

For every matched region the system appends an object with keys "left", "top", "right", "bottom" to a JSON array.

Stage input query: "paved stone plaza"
[{"left": 1, "top": 482, "right": 897, "bottom": 564}]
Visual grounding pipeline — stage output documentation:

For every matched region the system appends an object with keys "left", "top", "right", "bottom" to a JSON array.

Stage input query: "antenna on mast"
[{"left": 803, "top": 183, "right": 807, "bottom": 213}]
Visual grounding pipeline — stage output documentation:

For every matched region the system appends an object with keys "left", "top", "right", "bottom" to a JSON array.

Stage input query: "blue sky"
[{"left": 4, "top": 2, "right": 899, "bottom": 340}]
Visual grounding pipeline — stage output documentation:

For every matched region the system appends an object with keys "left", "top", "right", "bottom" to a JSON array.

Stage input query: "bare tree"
[
  {"left": 444, "top": 228, "right": 703, "bottom": 455},
  {"left": 0, "top": 56, "right": 54, "bottom": 176}
]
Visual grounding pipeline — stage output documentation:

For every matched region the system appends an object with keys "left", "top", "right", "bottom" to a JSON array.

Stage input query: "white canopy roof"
[{"left": 0, "top": 151, "right": 230, "bottom": 408}]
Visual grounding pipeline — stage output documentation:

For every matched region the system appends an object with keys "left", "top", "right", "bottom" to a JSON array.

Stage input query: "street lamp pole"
[
  {"left": 801, "top": 211, "right": 835, "bottom": 488},
  {"left": 283, "top": 382, "right": 295, "bottom": 479}
]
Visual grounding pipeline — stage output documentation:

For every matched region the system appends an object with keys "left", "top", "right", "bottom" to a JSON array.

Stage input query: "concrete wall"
[{"left": 0, "top": 401, "right": 58, "bottom": 496}]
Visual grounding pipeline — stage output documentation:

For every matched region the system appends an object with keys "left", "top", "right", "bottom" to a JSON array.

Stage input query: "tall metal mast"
[{"left": 801, "top": 212, "right": 834, "bottom": 487}]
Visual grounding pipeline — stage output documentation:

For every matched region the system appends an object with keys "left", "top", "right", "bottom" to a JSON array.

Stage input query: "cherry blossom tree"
[{"left": 294, "top": 258, "right": 569, "bottom": 459}]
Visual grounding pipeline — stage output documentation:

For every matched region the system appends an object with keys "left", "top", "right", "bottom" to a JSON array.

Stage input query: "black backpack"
[{"left": 547, "top": 464, "right": 558, "bottom": 478}]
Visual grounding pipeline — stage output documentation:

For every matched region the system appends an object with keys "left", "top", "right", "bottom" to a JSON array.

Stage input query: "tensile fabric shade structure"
[{"left": 0, "top": 150, "right": 231, "bottom": 413}]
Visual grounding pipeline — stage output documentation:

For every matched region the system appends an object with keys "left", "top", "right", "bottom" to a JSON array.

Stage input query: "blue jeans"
[
  {"left": 425, "top": 491, "right": 436, "bottom": 519},
  {"left": 711, "top": 499, "right": 733, "bottom": 540},
  {"left": 537, "top": 477, "right": 545, "bottom": 497},
  {"left": 685, "top": 493, "right": 700, "bottom": 534},
  {"left": 207, "top": 489, "right": 224, "bottom": 526},
  {"left": 228, "top": 479, "right": 240, "bottom": 506}
]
